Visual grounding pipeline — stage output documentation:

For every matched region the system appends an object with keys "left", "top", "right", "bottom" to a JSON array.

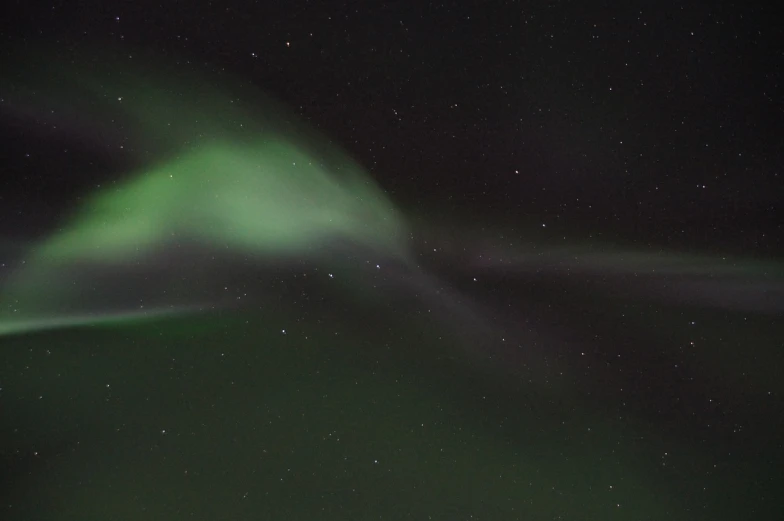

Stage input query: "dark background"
[{"left": 0, "top": 1, "right": 782, "bottom": 520}]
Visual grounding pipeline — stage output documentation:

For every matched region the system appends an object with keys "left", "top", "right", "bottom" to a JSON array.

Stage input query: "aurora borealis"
[
  {"left": 0, "top": 62, "right": 410, "bottom": 336},
  {"left": 1, "top": 3, "right": 782, "bottom": 520}
]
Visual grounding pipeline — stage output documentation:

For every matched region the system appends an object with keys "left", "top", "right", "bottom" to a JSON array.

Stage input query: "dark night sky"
[{"left": 0, "top": 2, "right": 782, "bottom": 520}]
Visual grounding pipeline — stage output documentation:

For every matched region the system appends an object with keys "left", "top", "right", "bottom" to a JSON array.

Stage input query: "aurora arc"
[
  {"left": 1, "top": 56, "right": 781, "bottom": 338},
  {"left": 0, "top": 60, "right": 409, "bottom": 336}
]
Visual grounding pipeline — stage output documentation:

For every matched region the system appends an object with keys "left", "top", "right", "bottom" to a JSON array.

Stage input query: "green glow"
[
  {"left": 0, "top": 307, "right": 191, "bottom": 337},
  {"left": 1, "top": 56, "right": 780, "bottom": 338},
  {"left": 39, "top": 140, "right": 405, "bottom": 262},
  {"left": 0, "top": 59, "right": 409, "bottom": 336}
]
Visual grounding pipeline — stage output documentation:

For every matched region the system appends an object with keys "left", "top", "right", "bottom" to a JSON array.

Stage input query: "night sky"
[{"left": 1, "top": 1, "right": 782, "bottom": 520}]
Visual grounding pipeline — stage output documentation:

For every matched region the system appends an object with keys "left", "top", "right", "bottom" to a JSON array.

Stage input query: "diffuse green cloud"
[{"left": 0, "top": 58, "right": 409, "bottom": 336}]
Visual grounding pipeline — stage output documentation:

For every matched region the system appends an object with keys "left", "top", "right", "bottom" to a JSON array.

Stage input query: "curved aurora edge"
[{"left": 0, "top": 59, "right": 411, "bottom": 336}]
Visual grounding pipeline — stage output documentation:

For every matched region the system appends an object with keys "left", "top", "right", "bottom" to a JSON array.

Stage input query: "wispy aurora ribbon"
[{"left": 0, "top": 53, "right": 781, "bottom": 339}]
